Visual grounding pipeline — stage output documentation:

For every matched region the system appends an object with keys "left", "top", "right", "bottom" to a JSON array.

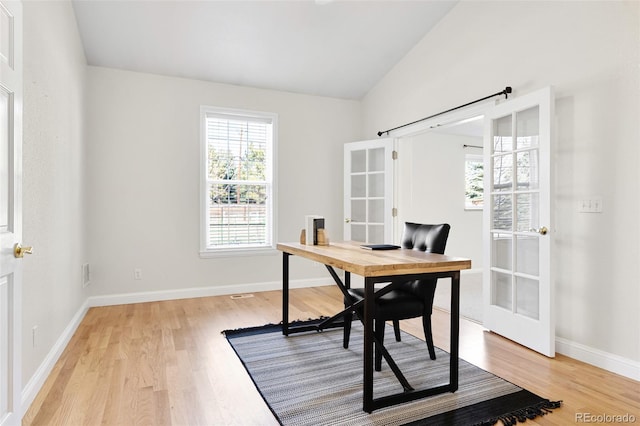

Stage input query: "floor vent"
[{"left": 230, "top": 294, "right": 254, "bottom": 300}]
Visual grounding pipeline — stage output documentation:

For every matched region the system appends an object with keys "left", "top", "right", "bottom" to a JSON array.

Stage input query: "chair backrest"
[
  {"left": 399, "top": 222, "right": 451, "bottom": 300},
  {"left": 400, "top": 222, "right": 450, "bottom": 254}
]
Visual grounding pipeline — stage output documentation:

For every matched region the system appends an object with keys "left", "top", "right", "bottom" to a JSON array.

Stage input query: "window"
[
  {"left": 200, "top": 106, "right": 277, "bottom": 255},
  {"left": 464, "top": 154, "right": 484, "bottom": 210}
]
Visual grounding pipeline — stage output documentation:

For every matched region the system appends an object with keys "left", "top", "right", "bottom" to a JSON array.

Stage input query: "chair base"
[{"left": 343, "top": 313, "right": 436, "bottom": 371}]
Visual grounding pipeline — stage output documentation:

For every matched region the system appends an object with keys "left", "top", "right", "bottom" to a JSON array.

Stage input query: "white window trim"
[{"left": 199, "top": 105, "right": 278, "bottom": 257}]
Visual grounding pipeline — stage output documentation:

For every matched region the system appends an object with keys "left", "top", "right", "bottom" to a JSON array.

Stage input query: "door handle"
[
  {"left": 14, "top": 243, "right": 33, "bottom": 258},
  {"left": 529, "top": 226, "right": 548, "bottom": 235},
  {"left": 345, "top": 218, "right": 351, "bottom": 223}
]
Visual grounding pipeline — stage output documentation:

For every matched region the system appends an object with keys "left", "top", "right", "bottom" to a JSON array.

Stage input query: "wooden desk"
[{"left": 277, "top": 241, "right": 471, "bottom": 413}]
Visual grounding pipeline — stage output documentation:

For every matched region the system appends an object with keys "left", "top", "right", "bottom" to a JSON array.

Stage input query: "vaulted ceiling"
[{"left": 71, "top": 0, "right": 457, "bottom": 100}]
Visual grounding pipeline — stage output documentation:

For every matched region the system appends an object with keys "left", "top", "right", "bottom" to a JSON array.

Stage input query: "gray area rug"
[{"left": 224, "top": 320, "right": 560, "bottom": 425}]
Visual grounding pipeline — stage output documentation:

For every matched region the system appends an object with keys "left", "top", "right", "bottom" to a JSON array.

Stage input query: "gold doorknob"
[
  {"left": 529, "top": 226, "right": 548, "bottom": 235},
  {"left": 14, "top": 243, "right": 33, "bottom": 258}
]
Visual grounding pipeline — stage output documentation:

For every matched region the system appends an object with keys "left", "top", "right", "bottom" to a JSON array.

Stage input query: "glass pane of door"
[
  {"left": 351, "top": 175, "right": 365, "bottom": 198},
  {"left": 516, "top": 106, "right": 539, "bottom": 148},
  {"left": 491, "top": 271, "right": 512, "bottom": 310},
  {"left": 0, "top": 90, "right": 8, "bottom": 230},
  {"left": 491, "top": 233, "right": 512, "bottom": 270},
  {"left": 368, "top": 147, "right": 385, "bottom": 172},
  {"left": 516, "top": 235, "right": 539, "bottom": 276},
  {"left": 351, "top": 150, "right": 365, "bottom": 173},
  {"left": 515, "top": 193, "right": 539, "bottom": 232},
  {"left": 516, "top": 276, "right": 539, "bottom": 320}
]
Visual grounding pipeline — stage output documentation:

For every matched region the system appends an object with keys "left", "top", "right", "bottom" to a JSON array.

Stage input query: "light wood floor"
[{"left": 23, "top": 286, "right": 639, "bottom": 425}]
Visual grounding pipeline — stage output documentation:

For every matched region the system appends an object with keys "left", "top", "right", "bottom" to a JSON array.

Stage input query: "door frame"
[
  {"left": 0, "top": 1, "right": 23, "bottom": 424},
  {"left": 343, "top": 138, "right": 396, "bottom": 244}
]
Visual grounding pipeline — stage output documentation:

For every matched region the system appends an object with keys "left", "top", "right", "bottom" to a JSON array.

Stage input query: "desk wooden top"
[{"left": 277, "top": 241, "right": 471, "bottom": 277}]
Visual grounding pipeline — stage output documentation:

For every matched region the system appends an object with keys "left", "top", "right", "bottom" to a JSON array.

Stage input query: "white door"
[
  {"left": 482, "top": 87, "right": 555, "bottom": 357},
  {"left": 0, "top": 1, "right": 22, "bottom": 424},
  {"left": 344, "top": 139, "right": 395, "bottom": 243}
]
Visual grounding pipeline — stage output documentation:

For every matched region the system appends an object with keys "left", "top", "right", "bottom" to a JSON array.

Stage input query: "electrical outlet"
[
  {"left": 134, "top": 268, "right": 142, "bottom": 280},
  {"left": 82, "top": 263, "right": 91, "bottom": 288},
  {"left": 32, "top": 325, "right": 38, "bottom": 348}
]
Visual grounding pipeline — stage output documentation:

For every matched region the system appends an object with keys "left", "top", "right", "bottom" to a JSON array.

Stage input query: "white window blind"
[{"left": 201, "top": 107, "right": 276, "bottom": 253}]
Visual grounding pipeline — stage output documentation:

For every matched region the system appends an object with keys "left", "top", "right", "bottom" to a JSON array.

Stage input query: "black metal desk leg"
[
  {"left": 282, "top": 253, "right": 290, "bottom": 336},
  {"left": 450, "top": 271, "right": 460, "bottom": 391},
  {"left": 363, "top": 277, "right": 375, "bottom": 413},
  {"left": 342, "top": 271, "right": 352, "bottom": 348}
]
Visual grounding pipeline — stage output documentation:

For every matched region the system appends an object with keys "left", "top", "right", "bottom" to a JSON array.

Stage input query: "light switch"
[{"left": 579, "top": 197, "right": 603, "bottom": 213}]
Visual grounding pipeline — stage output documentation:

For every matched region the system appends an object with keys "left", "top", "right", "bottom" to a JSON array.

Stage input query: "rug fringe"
[
  {"left": 221, "top": 317, "right": 329, "bottom": 336},
  {"left": 221, "top": 322, "right": 279, "bottom": 336},
  {"left": 474, "top": 399, "right": 562, "bottom": 426}
]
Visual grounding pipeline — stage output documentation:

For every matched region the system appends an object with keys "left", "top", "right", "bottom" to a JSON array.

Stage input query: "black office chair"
[{"left": 343, "top": 222, "right": 450, "bottom": 371}]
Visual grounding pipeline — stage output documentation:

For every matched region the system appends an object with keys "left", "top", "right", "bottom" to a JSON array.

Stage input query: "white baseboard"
[
  {"left": 461, "top": 268, "right": 639, "bottom": 381},
  {"left": 86, "top": 277, "right": 332, "bottom": 307},
  {"left": 556, "top": 337, "right": 640, "bottom": 381},
  {"left": 21, "top": 299, "right": 91, "bottom": 416}
]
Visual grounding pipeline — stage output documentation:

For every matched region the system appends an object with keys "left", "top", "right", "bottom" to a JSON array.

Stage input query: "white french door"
[
  {"left": 343, "top": 138, "right": 395, "bottom": 244},
  {"left": 0, "top": 1, "right": 23, "bottom": 424},
  {"left": 483, "top": 87, "right": 554, "bottom": 357}
]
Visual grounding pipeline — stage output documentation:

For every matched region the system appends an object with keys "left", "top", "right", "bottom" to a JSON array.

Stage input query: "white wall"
[
  {"left": 86, "top": 67, "right": 361, "bottom": 298},
  {"left": 22, "top": 0, "right": 88, "bottom": 394},
  {"left": 397, "top": 132, "right": 483, "bottom": 268},
  {"left": 363, "top": 1, "right": 640, "bottom": 367}
]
